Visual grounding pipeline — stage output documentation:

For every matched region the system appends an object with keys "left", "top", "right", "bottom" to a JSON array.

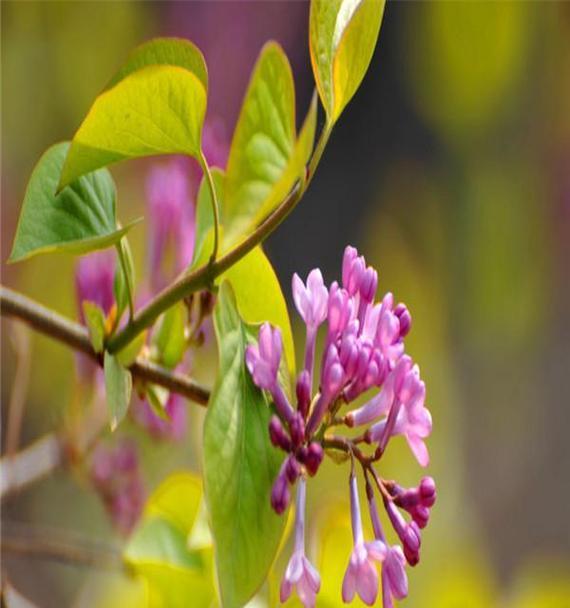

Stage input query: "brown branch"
[{"left": 0, "top": 285, "right": 210, "bottom": 406}]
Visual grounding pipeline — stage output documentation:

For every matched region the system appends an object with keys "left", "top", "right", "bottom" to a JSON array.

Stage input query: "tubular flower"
[{"left": 280, "top": 478, "right": 321, "bottom": 607}]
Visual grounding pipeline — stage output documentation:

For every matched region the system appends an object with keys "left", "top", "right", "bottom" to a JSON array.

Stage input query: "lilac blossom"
[
  {"left": 342, "top": 475, "right": 386, "bottom": 605},
  {"left": 244, "top": 245, "right": 434, "bottom": 607},
  {"left": 280, "top": 478, "right": 320, "bottom": 607}
]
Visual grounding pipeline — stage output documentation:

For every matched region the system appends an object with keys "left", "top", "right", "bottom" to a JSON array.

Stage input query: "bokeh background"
[{"left": 2, "top": 1, "right": 570, "bottom": 607}]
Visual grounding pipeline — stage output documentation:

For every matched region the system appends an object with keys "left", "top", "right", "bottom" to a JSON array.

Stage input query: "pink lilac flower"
[
  {"left": 146, "top": 159, "right": 195, "bottom": 292},
  {"left": 280, "top": 478, "right": 321, "bottom": 607},
  {"left": 244, "top": 245, "right": 434, "bottom": 607},
  {"left": 75, "top": 249, "right": 116, "bottom": 320},
  {"left": 342, "top": 474, "right": 386, "bottom": 605},
  {"left": 246, "top": 323, "right": 294, "bottom": 423},
  {"left": 89, "top": 439, "right": 145, "bottom": 535},
  {"left": 292, "top": 269, "right": 328, "bottom": 388}
]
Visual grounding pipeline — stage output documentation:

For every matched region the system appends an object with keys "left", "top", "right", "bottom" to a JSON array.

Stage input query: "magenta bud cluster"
[
  {"left": 89, "top": 439, "right": 145, "bottom": 536},
  {"left": 244, "top": 246, "right": 435, "bottom": 608}
]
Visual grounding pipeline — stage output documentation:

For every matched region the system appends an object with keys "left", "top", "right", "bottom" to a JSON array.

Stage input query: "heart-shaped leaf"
[
  {"left": 203, "top": 282, "right": 287, "bottom": 608},
  {"left": 310, "top": 0, "right": 386, "bottom": 123},
  {"left": 9, "top": 142, "right": 136, "bottom": 263},
  {"left": 106, "top": 37, "right": 207, "bottom": 91},
  {"left": 59, "top": 65, "right": 207, "bottom": 188},
  {"left": 223, "top": 42, "right": 317, "bottom": 247}
]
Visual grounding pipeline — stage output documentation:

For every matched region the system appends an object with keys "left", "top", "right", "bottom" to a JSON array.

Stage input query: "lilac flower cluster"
[
  {"left": 246, "top": 246, "right": 436, "bottom": 607},
  {"left": 89, "top": 439, "right": 145, "bottom": 535}
]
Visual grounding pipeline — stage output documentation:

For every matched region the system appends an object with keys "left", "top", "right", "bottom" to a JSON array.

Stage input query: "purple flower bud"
[
  {"left": 271, "top": 463, "right": 291, "bottom": 515},
  {"left": 385, "top": 500, "right": 421, "bottom": 566},
  {"left": 296, "top": 371, "right": 311, "bottom": 419},
  {"left": 304, "top": 443, "right": 324, "bottom": 477},
  {"left": 321, "top": 345, "right": 344, "bottom": 398},
  {"left": 289, "top": 413, "right": 305, "bottom": 447},
  {"left": 327, "top": 282, "right": 354, "bottom": 340},
  {"left": 342, "top": 246, "right": 358, "bottom": 290},
  {"left": 360, "top": 267, "right": 378, "bottom": 304},
  {"left": 285, "top": 456, "right": 301, "bottom": 484},
  {"left": 420, "top": 476, "right": 436, "bottom": 507},
  {"left": 269, "top": 415, "right": 292, "bottom": 452},
  {"left": 394, "top": 303, "right": 412, "bottom": 338}
]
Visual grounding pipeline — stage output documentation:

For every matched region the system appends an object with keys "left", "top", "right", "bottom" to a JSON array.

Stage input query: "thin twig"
[
  {"left": 5, "top": 323, "right": 31, "bottom": 455},
  {"left": 1, "top": 521, "right": 125, "bottom": 572},
  {"left": 0, "top": 286, "right": 210, "bottom": 406}
]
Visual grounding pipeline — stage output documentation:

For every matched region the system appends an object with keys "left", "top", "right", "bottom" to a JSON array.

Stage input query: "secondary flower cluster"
[
  {"left": 89, "top": 439, "right": 145, "bottom": 535},
  {"left": 245, "top": 246, "right": 435, "bottom": 607}
]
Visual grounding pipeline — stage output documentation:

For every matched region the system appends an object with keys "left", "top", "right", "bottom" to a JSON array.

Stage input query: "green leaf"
[
  {"left": 82, "top": 301, "right": 106, "bottom": 353},
  {"left": 222, "top": 246, "right": 296, "bottom": 378},
  {"left": 106, "top": 37, "right": 207, "bottom": 91},
  {"left": 114, "top": 237, "right": 135, "bottom": 320},
  {"left": 104, "top": 351, "right": 132, "bottom": 431},
  {"left": 125, "top": 472, "right": 215, "bottom": 608},
  {"left": 59, "top": 65, "right": 207, "bottom": 188},
  {"left": 203, "top": 282, "right": 287, "bottom": 608},
  {"left": 9, "top": 142, "right": 137, "bottom": 263},
  {"left": 116, "top": 330, "right": 146, "bottom": 367},
  {"left": 223, "top": 42, "right": 296, "bottom": 246},
  {"left": 310, "top": 0, "right": 386, "bottom": 122},
  {"left": 152, "top": 303, "right": 187, "bottom": 369},
  {"left": 145, "top": 384, "right": 171, "bottom": 421}
]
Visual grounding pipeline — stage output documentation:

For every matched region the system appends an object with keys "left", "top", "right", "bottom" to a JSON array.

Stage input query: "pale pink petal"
[
  {"left": 280, "top": 578, "right": 293, "bottom": 602},
  {"left": 342, "top": 562, "right": 357, "bottom": 602},
  {"left": 302, "top": 556, "right": 321, "bottom": 592},
  {"left": 408, "top": 435, "right": 430, "bottom": 467},
  {"left": 356, "top": 559, "right": 379, "bottom": 605}
]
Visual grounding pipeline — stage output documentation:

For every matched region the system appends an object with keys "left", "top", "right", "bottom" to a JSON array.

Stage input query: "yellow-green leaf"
[
  {"left": 60, "top": 65, "right": 207, "bottom": 188},
  {"left": 310, "top": 0, "right": 386, "bottom": 122},
  {"left": 83, "top": 301, "right": 106, "bottom": 353},
  {"left": 222, "top": 246, "right": 296, "bottom": 378},
  {"left": 104, "top": 352, "right": 132, "bottom": 431},
  {"left": 223, "top": 42, "right": 297, "bottom": 246},
  {"left": 106, "top": 37, "right": 207, "bottom": 91}
]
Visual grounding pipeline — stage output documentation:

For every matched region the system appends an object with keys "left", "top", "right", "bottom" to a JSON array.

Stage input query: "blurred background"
[{"left": 2, "top": 1, "right": 569, "bottom": 606}]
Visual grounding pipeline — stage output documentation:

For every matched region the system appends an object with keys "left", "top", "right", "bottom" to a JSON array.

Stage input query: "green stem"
[
  {"left": 198, "top": 151, "right": 220, "bottom": 263},
  {"left": 95, "top": 124, "right": 332, "bottom": 355},
  {"left": 115, "top": 238, "right": 134, "bottom": 320}
]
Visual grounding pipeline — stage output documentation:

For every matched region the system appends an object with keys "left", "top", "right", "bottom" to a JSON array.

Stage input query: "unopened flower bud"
[
  {"left": 271, "top": 467, "right": 291, "bottom": 515},
  {"left": 296, "top": 371, "right": 311, "bottom": 419},
  {"left": 269, "top": 415, "right": 291, "bottom": 452},
  {"left": 304, "top": 442, "right": 324, "bottom": 476},
  {"left": 419, "top": 476, "right": 436, "bottom": 507},
  {"left": 289, "top": 412, "right": 305, "bottom": 447},
  {"left": 395, "top": 303, "right": 412, "bottom": 338},
  {"left": 285, "top": 456, "right": 301, "bottom": 483}
]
